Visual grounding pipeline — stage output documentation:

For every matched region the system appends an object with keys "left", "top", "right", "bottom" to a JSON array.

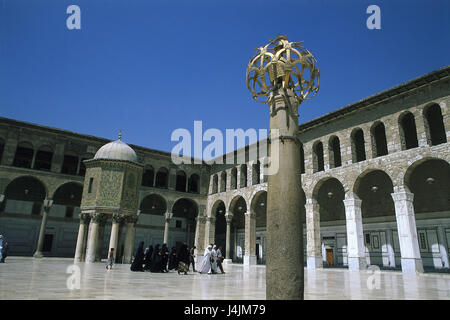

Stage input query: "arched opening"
[
  {"left": 313, "top": 141, "right": 324, "bottom": 172},
  {"left": 33, "top": 146, "right": 53, "bottom": 171},
  {"left": 188, "top": 174, "right": 200, "bottom": 193},
  {"left": 212, "top": 174, "right": 218, "bottom": 194},
  {"left": 251, "top": 191, "right": 267, "bottom": 264},
  {"left": 3, "top": 176, "right": 46, "bottom": 215},
  {"left": 351, "top": 128, "right": 366, "bottom": 163},
  {"left": 240, "top": 164, "right": 247, "bottom": 188},
  {"left": 231, "top": 168, "right": 237, "bottom": 190},
  {"left": 220, "top": 171, "right": 227, "bottom": 192},
  {"left": 252, "top": 161, "right": 260, "bottom": 185},
  {"left": 142, "top": 166, "right": 155, "bottom": 187},
  {"left": 78, "top": 154, "right": 93, "bottom": 176},
  {"left": 140, "top": 194, "right": 167, "bottom": 215},
  {"left": 13, "top": 142, "right": 34, "bottom": 168},
  {"left": 53, "top": 182, "right": 83, "bottom": 218},
  {"left": 404, "top": 158, "right": 450, "bottom": 270},
  {"left": 155, "top": 167, "right": 169, "bottom": 189},
  {"left": 61, "top": 153, "right": 78, "bottom": 175},
  {"left": 424, "top": 103, "right": 447, "bottom": 146},
  {"left": 172, "top": 198, "right": 198, "bottom": 247},
  {"left": 300, "top": 144, "right": 305, "bottom": 174},
  {"left": 355, "top": 170, "right": 395, "bottom": 268},
  {"left": 328, "top": 136, "right": 342, "bottom": 169},
  {"left": 399, "top": 112, "right": 419, "bottom": 150},
  {"left": 313, "top": 178, "right": 346, "bottom": 268},
  {"left": 370, "top": 122, "right": 388, "bottom": 158},
  {"left": 229, "top": 196, "right": 247, "bottom": 263},
  {"left": 212, "top": 200, "right": 226, "bottom": 251},
  {"left": 175, "top": 170, "right": 187, "bottom": 192}
]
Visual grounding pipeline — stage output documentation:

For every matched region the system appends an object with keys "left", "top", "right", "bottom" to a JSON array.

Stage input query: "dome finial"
[{"left": 118, "top": 130, "right": 122, "bottom": 141}]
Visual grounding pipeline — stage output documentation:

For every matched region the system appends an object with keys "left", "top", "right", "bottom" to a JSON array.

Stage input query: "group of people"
[
  {"left": 128, "top": 242, "right": 197, "bottom": 275},
  {"left": 198, "top": 244, "right": 225, "bottom": 274},
  {"left": 0, "top": 235, "right": 9, "bottom": 263}
]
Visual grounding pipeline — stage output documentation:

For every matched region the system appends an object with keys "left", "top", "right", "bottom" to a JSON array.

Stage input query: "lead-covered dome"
[{"left": 94, "top": 139, "right": 138, "bottom": 163}]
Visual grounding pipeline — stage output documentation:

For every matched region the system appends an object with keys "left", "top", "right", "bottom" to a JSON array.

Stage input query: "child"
[{"left": 106, "top": 248, "right": 114, "bottom": 270}]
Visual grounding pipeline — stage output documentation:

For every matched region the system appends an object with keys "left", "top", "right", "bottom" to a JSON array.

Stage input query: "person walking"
[
  {"left": 0, "top": 241, "right": 8, "bottom": 263},
  {"left": 216, "top": 246, "right": 225, "bottom": 274},
  {"left": 168, "top": 246, "right": 178, "bottom": 270},
  {"left": 198, "top": 245, "right": 213, "bottom": 274},
  {"left": 176, "top": 243, "right": 189, "bottom": 275},
  {"left": 188, "top": 246, "right": 196, "bottom": 272},
  {"left": 130, "top": 242, "right": 145, "bottom": 271},
  {"left": 161, "top": 243, "right": 169, "bottom": 272},
  {"left": 143, "top": 245, "right": 153, "bottom": 271},
  {"left": 150, "top": 244, "right": 162, "bottom": 272},
  {"left": 106, "top": 248, "right": 114, "bottom": 270}
]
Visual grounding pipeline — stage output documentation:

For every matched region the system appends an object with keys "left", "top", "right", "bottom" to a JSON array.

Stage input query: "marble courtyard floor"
[{"left": 0, "top": 257, "right": 449, "bottom": 300}]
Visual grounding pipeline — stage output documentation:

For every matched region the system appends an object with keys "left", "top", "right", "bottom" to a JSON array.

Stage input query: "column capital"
[
  {"left": 111, "top": 213, "right": 125, "bottom": 224},
  {"left": 164, "top": 212, "right": 174, "bottom": 221},
  {"left": 206, "top": 216, "right": 216, "bottom": 224},
  {"left": 225, "top": 214, "right": 233, "bottom": 224},
  {"left": 90, "top": 212, "right": 106, "bottom": 224},
  {"left": 196, "top": 215, "right": 206, "bottom": 224},
  {"left": 79, "top": 212, "right": 91, "bottom": 224},
  {"left": 244, "top": 211, "right": 256, "bottom": 218},
  {"left": 391, "top": 191, "right": 414, "bottom": 203},
  {"left": 43, "top": 198, "right": 54, "bottom": 210},
  {"left": 343, "top": 197, "right": 362, "bottom": 208},
  {"left": 125, "top": 215, "right": 139, "bottom": 224}
]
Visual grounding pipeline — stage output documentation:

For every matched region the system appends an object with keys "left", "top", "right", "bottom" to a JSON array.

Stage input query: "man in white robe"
[{"left": 198, "top": 245, "right": 212, "bottom": 274}]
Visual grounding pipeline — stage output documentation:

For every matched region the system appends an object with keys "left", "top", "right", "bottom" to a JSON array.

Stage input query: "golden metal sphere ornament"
[{"left": 246, "top": 35, "right": 320, "bottom": 104}]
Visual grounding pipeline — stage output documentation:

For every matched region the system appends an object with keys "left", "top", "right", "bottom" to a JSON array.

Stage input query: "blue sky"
[{"left": 0, "top": 0, "right": 449, "bottom": 154}]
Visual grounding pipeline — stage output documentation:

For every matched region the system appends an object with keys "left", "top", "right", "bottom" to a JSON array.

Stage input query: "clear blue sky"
[{"left": 0, "top": 0, "right": 449, "bottom": 154}]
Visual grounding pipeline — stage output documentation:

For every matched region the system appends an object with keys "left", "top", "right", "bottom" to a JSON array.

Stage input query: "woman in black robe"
[
  {"left": 168, "top": 247, "right": 177, "bottom": 270},
  {"left": 161, "top": 244, "right": 169, "bottom": 272},
  {"left": 150, "top": 244, "right": 162, "bottom": 272},
  {"left": 176, "top": 243, "right": 189, "bottom": 275},
  {"left": 130, "top": 241, "right": 145, "bottom": 271},
  {"left": 143, "top": 245, "right": 153, "bottom": 271}
]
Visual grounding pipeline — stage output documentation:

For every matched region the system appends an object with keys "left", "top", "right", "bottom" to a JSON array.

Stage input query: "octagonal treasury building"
[{"left": 0, "top": 66, "right": 448, "bottom": 275}]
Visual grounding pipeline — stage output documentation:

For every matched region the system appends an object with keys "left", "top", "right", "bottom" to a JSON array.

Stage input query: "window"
[
  {"left": 424, "top": 104, "right": 447, "bottom": 146},
  {"left": 399, "top": 112, "right": 418, "bottom": 150},
  {"left": 61, "top": 155, "right": 78, "bottom": 175},
  {"left": 351, "top": 129, "right": 366, "bottom": 163},
  {"left": 88, "top": 178, "right": 94, "bottom": 193},
  {"left": 371, "top": 122, "right": 388, "bottom": 157},
  {"left": 313, "top": 141, "right": 324, "bottom": 172},
  {"left": 176, "top": 220, "right": 182, "bottom": 228}
]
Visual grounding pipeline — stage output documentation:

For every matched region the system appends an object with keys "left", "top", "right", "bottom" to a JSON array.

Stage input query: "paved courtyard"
[{"left": 0, "top": 257, "right": 449, "bottom": 300}]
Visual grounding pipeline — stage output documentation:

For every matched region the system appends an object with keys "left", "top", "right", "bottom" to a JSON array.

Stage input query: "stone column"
[
  {"left": 437, "top": 225, "right": 449, "bottom": 269},
  {"left": 391, "top": 188, "right": 424, "bottom": 274},
  {"left": 224, "top": 213, "right": 233, "bottom": 263},
  {"left": 74, "top": 213, "right": 91, "bottom": 263},
  {"left": 244, "top": 211, "right": 256, "bottom": 266},
  {"left": 33, "top": 199, "right": 53, "bottom": 258},
  {"left": 233, "top": 225, "right": 237, "bottom": 260},
  {"left": 343, "top": 196, "right": 367, "bottom": 271},
  {"left": 204, "top": 216, "right": 216, "bottom": 249},
  {"left": 108, "top": 213, "right": 123, "bottom": 262},
  {"left": 85, "top": 213, "right": 104, "bottom": 263},
  {"left": 305, "top": 198, "right": 322, "bottom": 270},
  {"left": 194, "top": 214, "right": 206, "bottom": 266},
  {"left": 123, "top": 215, "right": 138, "bottom": 264},
  {"left": 163, "top": 212, "right": 173, "bottom": 245},
  {"left": 96, "top": 217, "right": 107, "bottom": 262}
]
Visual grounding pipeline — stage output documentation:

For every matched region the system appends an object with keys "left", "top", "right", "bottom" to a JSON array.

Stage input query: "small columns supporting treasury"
[
  {"left": 108, "top": 213, "right": 124, "bottom": 262},
  {"left": 244, "top": 211, "right": 256, "bottom": 266},
  {"left": 343, "top": 196, "right": 367, "bottom": 271},
  {"left": 123, "top": 215, "right": 139, "bottom": 264},
  {"left": 74, "top": 213, "right": 91, "bottom": 263},
  {"left": 391, "top": 187, "right": 424, "bottom": 274},
  {"left": 224, "top": 213, "right": 233, "bottom": 263},
  {"left": 85, "top": 213, "right": 106, "bottom": 263},
  {"left": 306, "top": 199, "right": 322, "bottom": 270}
]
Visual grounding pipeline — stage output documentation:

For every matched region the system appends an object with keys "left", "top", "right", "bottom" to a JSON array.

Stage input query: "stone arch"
[
  {"left": 252, "top": 161, "right": 260, "bottom": 185},
  {"left": 175, "top": 170, "right": 187, "bottom": 192},
  {"left": 398, "top": 111, "right": 419, "bottom": 150},
  {"left": 33, "top": 145, "right": 53, "bottom": 171},
  {"left": 155, "top": 167, "right": 169, "bottom": 189},
  {"left": 354, "top": 169, "right": 395, "bottom": 219},
  {"left": 220, "top": 171, "right": 227, "bottom": 192},
  {"left": 423, "top": 103, "right": 447, "bottom": 146},
  {"left": 250, "top": 190, "right": 267, "bottom": 228},
  {"left": 231, "top": 167, "right": 237, "bottom": 190},
  {"left": 2, "top": 176, "right": 48, "bottom": 215},
  {"left": 328, "top": 136, "right": 342, "bottom": 169},
  {"left": 312, "top": 140, "right": 324, "bottom": 172},
  {"left": 141, "top": 165, "right": 155, "bottom": 187},
  {"left": 52, "top": 182, "right": 83, "bottom": 218},
  {"left": 351, "top": 128, "right": 366, "bottom": 163},
  {"left": 61, "top": 150, "right": 79, "bottom": 175},
  {"left": 13, "top": 141, "right": 34, "bottom": 168},
  {"left": 139, "top": 193, "right": 167, "bottom": 215},
  {"left": 212, "top": 174, "right": 218, "bottom": 194},
  {"left": 370, "top": 121, "right": 388, "bottom": 158},
  {"left": 187, "top": 173, "right": 200, "bottom": 193},
  {"left": 404, "top": 157, "right": 450, "bottom": 214},
  {"left": 313, "top": 177, "right": 346, "bottom": 222},
  {"left": 172, "top": 197, "right": 198, "bottom": 219},
  {"left": 240, "top": 164, "right": 247, "bottom": 188},
  {"left": 211, "top": 199, "right": 227, "bottom": 249}
]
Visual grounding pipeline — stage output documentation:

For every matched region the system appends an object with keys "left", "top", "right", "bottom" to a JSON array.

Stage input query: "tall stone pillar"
[
  {"left": 108, "top": 213, "right": 123, "bottom": 262},
  {"left": 343, "top": 196, "right": 367, "bottom": 271},
  {"left": 123, "top": 215, "right": 138, "bottom": 264},
  {"left": 266, "top": 89, "right": 304, "bottom": 299},
  {"left": 391, "top": 188, "right": 424, "bottom": 274},
  {"left": 224, "top": 213, "right": 233, "bottom": 263},
  {"left": 163, "top": 212, "right": 173, "bottom": 245},
  {"left": 305, "top": 198, "right": 322, "bottom": 270},
  {"left": 85, "top": 213, "right": 104, "bottom": 263},
  {"left": 74, "top": 213, "right": 91, "bottom": 263},
  {"left": 204, "top": 216, "right": 216, "bottom": 249},
  {"left": 244, "top": 211, "right": 256, "bottom": 266},
  {"left": 194, "top": 214, "right": 206, "bottom": 266},
  {"left": 33, "top": 199, "right": 53, "bottom": 258}
]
